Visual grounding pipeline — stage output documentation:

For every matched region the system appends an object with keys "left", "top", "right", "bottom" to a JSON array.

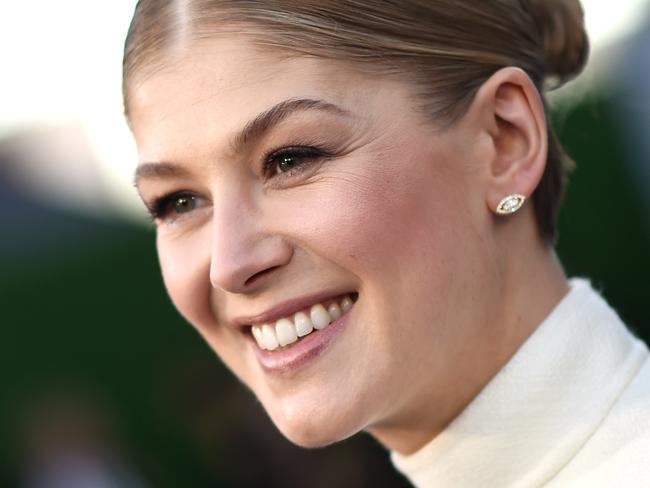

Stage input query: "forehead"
[{"left": 128, "top": 38, "right": 388, "bottom": 156}]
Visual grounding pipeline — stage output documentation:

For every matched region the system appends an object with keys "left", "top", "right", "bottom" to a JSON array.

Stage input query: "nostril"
[{"left": 244, "top": 266, "right": 280, "bottom": 287}]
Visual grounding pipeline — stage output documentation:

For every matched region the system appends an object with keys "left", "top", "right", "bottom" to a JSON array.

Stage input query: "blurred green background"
[
  {"left": 1, "top": 3, "right": 649, "bottom": 488},
  {"left": 1, "top": 92, "right": 648, "bottom": 488}
]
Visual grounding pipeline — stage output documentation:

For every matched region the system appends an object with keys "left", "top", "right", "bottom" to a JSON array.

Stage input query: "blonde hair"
[{"left": 123, "top": 0, "right": 589, "bottom": 243}]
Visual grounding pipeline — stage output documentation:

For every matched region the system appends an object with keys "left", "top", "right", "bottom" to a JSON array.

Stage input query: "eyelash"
[
  {"left": 145, "top": 145, "right": 331, "bottom": 222},
  {"left": 146, "top": 191, "right": 198, "bottom": 222},
  {"left": 262, "top": 145, "right": 331, "bottom": 179}
]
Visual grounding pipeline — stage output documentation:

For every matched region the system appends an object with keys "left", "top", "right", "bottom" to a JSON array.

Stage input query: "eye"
[
  {"left": 146, "top": 191, "right": 204, "bottom": 223},
  {"left": 277, "top": 154, "right": 302, "bottom": 172},
  {"left": 263, "top": 146, "right": 330, "bottom": 179},
  {"left": 171, "top": 195, "right": 197, "bottom": 214}
]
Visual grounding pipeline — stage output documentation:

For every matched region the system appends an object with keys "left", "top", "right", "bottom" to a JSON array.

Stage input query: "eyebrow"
[{"left": 133, "top": 97, "right": 350, "bottom": 187}]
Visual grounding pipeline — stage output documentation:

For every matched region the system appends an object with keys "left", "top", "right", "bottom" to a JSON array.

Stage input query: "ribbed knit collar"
[{"left": 391, "top": 278, "right": 648, "bottom": 487}]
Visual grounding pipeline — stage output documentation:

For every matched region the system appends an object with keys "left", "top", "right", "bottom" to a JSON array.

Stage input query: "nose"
[{"left": 209, "top": 197, "right": 293, "bottom": 294}]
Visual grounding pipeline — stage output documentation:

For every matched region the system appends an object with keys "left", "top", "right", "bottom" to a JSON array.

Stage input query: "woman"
[{"left": 124, "top": 1, "right": 650, "bottom": 486}]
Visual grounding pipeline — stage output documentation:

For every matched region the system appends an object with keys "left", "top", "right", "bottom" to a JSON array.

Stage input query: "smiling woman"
[{"left": 122, "top": 1, "right": 650, "bottom": 486}]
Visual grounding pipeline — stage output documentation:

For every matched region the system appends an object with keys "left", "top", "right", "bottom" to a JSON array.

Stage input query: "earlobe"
[{"left": 472, "top": 67, "right": 548, "bottom": 215}]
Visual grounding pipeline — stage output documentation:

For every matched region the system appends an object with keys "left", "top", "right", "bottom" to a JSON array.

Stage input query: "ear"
[{"left": 468, "top": 67, "right": 548, "bottom": 214}]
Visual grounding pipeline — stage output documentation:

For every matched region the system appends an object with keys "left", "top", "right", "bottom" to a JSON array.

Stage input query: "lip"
[
  {"left": 233, "top": 289, "right": 355, "bottom": 327},
  {"left": 250, "top": 309, "right": 352, "bottom": 374}
]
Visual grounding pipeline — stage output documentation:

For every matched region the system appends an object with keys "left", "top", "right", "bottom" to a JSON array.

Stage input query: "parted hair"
[{"left": 123, "top": 0, "right": 589, "bottom": 243}]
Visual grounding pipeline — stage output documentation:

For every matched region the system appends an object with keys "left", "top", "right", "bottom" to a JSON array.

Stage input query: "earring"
[{"left": 496, "top": 194, "right": 526, "bottom": 215}]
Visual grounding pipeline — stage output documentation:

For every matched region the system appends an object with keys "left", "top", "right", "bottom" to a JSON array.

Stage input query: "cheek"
[
  {"left": 156, "top": 227, "right": 214, "bottom": 329},
  {"left": 157, "top": 229, "right": 256, "bottom": 385},
  {"left": 273, "top": 140, "right": 487, "bottom": 372},
  {"left": 276, "top": 146, "right": 476, "bottom": 282}
]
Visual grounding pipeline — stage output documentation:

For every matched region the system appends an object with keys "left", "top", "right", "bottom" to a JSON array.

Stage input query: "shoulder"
[{"left": 549, "top": 356, "right": 650, "bottom": 487}]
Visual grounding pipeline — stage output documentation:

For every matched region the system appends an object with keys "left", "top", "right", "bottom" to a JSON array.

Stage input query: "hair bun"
[{"left": 528, "top": 0, "right": 590, "bottom": 88}]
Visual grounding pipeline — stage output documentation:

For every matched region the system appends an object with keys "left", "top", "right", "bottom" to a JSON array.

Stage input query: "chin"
[
  {"left": 266, "top": 396, "right": 364, "bottom": 449},
  {"left": 274, "top": 417, "right": 358, "bottom": 449}
]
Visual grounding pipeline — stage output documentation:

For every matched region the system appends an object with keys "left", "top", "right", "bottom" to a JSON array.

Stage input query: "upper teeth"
[{"left": 251, "top": 295, "right": 354, "bottom": 351}]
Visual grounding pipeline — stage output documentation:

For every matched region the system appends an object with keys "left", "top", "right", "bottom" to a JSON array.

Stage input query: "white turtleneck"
[{"left": 391, "top": 278, "right": 650, "bottom": 487}]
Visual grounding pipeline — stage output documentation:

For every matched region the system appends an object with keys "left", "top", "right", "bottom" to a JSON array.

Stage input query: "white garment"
[{"left": 391, "top": 278, "right": 650, "bottom": 487}]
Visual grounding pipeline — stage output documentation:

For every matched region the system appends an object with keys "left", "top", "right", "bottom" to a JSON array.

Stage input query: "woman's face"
[{"left": 131, "top": 37, "right": 501, "bottom": 450}]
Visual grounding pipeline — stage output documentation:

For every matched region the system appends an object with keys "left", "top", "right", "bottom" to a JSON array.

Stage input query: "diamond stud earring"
[{"left": 496, "top": 194, "right": 526, "bottom": 215}]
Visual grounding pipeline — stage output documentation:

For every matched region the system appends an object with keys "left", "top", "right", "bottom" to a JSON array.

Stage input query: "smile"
[{"left": 250, "top": 294, "right": 356, "bottom": 351}]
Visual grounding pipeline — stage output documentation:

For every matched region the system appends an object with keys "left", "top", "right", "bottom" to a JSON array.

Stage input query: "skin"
[{"left": 130, "top": 37, "right": 568, "bottom": 455}]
